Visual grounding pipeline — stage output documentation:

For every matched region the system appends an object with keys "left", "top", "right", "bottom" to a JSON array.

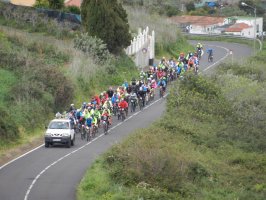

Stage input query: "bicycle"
[
  {"left": 208, "top": 54, "right": 213, "bottom": 62},
  {"left": 81, "top": 124, "right": 86, "bottom": 140},
  {"left": 130, "top": 99, "right": 137, "bottom": 112},
  {"left": 101, "top": 116, "right": 109, "bottom": 135},
  {"left": 138, "top": 97, "right": 143, "bottom": 110},
  {"left": 86, "top": 126, "right": 92, "bottom": 141},
  {"left": 159, "top": 86, "right": 164, "bottom": 98}
]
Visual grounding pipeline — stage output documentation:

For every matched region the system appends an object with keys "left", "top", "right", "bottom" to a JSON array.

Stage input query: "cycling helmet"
[{"left": 55, "top": 112, "right": 61, "bottom": 119}]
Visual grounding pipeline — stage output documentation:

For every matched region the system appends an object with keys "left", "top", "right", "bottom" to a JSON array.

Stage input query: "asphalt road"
[{"left": 0, "top": 41, "right": 252, "bottom": 200}]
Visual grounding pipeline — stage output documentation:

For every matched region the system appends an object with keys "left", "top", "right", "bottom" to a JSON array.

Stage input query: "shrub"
[
  {"left": 64, "top": 6, "right": 81, "bottom": 14},
  {"left": 74, "top": 33, "right": 112, "bottom": 64}
]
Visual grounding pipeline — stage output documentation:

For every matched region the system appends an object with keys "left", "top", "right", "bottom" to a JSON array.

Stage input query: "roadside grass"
[
  {"left": 0, "top": 26, "right": 138, "bottom": 155},
  {"left": 184, "top": 34, "right": 260, "bottom": 50},
  {"left": 77, "top": 43, "right": 266, "bottom": 199},
  {"left": 0, "top": 2, "right": 77, "bottom": 39}
]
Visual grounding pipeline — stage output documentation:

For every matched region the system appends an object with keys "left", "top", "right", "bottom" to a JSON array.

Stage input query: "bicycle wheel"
[
  {"left": 81, "top": 126, "right": 85, "bottom": 140},
  {"left": 160, "top": 88, "right": 163, "bottom": 98},
  {"left": 104, "top": 122, "right": 108, "bottom": 135},
  {"left": 86, "top": 128, "right": 91, "bottom": 141},
  {"left": 139, "top": 98, "right": 142, "bottom": 110}
]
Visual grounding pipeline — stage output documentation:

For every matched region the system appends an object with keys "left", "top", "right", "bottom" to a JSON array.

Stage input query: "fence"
[{"left": 125, "top": 26, "right": 155, "bottom": 69}]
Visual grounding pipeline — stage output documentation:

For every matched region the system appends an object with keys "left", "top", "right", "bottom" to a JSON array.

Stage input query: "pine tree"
[
  {"left": 81, "top": 0, "right": 131, "bottom": 54},
  {"left": 48, "top": 0, "right": 64, "bottom": 9}
]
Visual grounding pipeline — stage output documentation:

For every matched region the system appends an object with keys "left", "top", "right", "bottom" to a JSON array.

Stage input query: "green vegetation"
[
  {"left": 77, "top": 40, "right": 266, "bottom": 199},
  {"left": 0, "top": 30, "right": 73, "bottom": 145},
  {"left": 81, "top": 0, "right": 131, "bottom": 54},
  {"left": 184, "top": 34, "right": 261, "bottom": 50},
  {"left": 125, "top": 5, "right": 194, "bottom": 58},
  {"left": 0, "top": 0, "right": 191, "bottom": 154},
  {"left": 0, "top": 2, "right": 78, "bottom": 39}
]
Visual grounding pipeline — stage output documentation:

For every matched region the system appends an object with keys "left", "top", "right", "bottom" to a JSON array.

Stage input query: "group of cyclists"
[{"left": 55, "top": 42, "right": 213, "bottom": 141}]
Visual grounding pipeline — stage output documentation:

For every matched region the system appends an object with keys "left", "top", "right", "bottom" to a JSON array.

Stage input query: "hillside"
[
  {"left": 0, "top": 1, "right": 140, "bottom": 153},
  {"left": 0, "top": 1, "right": 193, "bottom": 158},
  {"left": 78, "top": 43, "right": 266, "bottom": 199}
]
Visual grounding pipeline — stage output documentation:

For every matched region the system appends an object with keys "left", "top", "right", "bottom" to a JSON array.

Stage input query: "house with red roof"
[
  {"left": 224, "top": 23, "right": 253, "bottom": 37},
  {"left": 65, "top": 0, "right": 82, "bottom": 8},
  {"left": 170, "top": 15, "right": 263, "bottom": 38},
  {"left": 225, "top": 16, "right": 264, "bottom": 38},
  {"left": 170, "top": 15, "right": 228, "bottom": 34}
]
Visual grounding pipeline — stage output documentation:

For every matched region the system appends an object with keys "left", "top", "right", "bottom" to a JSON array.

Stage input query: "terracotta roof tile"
[
  {"left": 170, "top": 15, "right": 225, "bottom": 26},
  {"left": 65, "top": 0, "right": 82, "bottom": 7},
  {"left": 225, "top": 23, "right": 252, "bottom": 32}
]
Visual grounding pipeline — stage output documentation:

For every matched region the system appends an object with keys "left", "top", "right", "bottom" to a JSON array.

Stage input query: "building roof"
[
  {"left": 225, "top": 23, "right": 252, "bottom": 32},
  {"left": 65, "top": 0, "right": 82, "bottom": 7},
  {"left": 11, "top": 0, "right": 35, "bottom": 6},
  {"left": 170, "top": 15, "right": 225, "bottom": 26},
  {"left": 10, "top": 0, "right": 82, "bottom": 7},
  {"left": 229, "top": 16, "right": 256, "bottom": 20}
]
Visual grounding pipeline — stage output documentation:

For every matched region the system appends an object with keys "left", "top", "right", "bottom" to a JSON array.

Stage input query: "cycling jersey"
[{"left": 118, "top": 100, "right": 128, "bottom": 109}]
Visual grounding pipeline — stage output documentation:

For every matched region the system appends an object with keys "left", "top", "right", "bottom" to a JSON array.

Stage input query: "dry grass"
[{"left": 125, "top": 5, "right": 180, "bottom": 43}]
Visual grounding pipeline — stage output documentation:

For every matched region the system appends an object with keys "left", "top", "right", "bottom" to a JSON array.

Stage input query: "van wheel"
[
  {"left": 66, "top": 138, "right": 71, "bottom": 148},
  {"left": 71, "top": 135, "right": 75, "bottom": 146},
  {"left": 45, "top": 142, "right": 49, "bottom": 148}
]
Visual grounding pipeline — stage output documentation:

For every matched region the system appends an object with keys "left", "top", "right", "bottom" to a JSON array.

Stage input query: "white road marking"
[
  {"left": 0, "top": 144, "right": 44, "bottom": 171},
  {"left": 202, "top": 44, "right": 230, "bottom": 72},
  {"left": 23, "top": 97, "right": 166, "bottom": 200},
  {"left": 0, "top": 42, "right": 230, "bottom": 200}
]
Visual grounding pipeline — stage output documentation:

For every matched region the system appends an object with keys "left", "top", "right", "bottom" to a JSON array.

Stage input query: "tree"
[
  {"left": 81, "top": 0, "right": 131, "bottom": 54},
  {"left": 186, "top": 1, "right": 195, "bottom": 12},
  {"left": 34, "top": 0, "right": 49, "bottom": 8},
  {"left": 48, "top": 0, "right": 64, "bottom": 9}
]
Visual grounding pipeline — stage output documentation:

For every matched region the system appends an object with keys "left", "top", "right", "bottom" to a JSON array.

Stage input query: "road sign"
[{"left": 142, "top": 48, "right": 147, "bottom": 54}]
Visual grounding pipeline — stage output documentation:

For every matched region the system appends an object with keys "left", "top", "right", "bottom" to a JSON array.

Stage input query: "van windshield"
[{"left": 48, "top": 121, "right": 70, "bottom": 129}]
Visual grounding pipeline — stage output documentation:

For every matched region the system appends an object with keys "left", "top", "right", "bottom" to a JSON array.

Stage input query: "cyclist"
[
  {"left": 94, "top": 106, "right": 102, "bottom": 127},
  {"left": 55, "top": 112, "right": 61, "bottom": 119},
  {"left": 206, "top": 48, "right": 214, "bottom": 62},
  {"left": 157, "top": 77, "right": 167, "bottom": 97},
  {"left": 69, "top": 103, "right": 75, "bottom": 112},
  {"left": 101, "top": 108, "right": 111, "bottom": 124},
  {"left": 106, "top": 87, "right": 113, "bottom": 98},
  {"left": 139, "top": 70, "right": 146, "bottom": 81},
  {"left": 196, "top": 42, "right": 203, "bottom": 51},
  {"left": 118, "top": 98, "right": 129, "bottom": 110},
  {"left": 85, "top": 115, "right": 93, "bottom": 139}
]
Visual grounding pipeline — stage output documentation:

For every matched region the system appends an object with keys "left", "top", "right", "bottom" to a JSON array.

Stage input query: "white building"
[
  {"left": 224, "top": 16, "right": 263, "bottom": 38},
  {"left": 170, "top": 15, "right": 227, "bottom": 34}
]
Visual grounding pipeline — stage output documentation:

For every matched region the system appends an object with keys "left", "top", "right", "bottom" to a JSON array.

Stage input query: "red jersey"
[{"left": 118, "top": 100, "right": 128, "bottom": 109}]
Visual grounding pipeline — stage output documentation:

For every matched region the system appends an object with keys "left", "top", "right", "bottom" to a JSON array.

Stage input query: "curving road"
[{"left": 0, "top": 41, "right": 252, "bottom": 200}]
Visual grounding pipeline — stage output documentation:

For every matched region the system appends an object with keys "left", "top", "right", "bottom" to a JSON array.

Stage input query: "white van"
[{"left": 44, "top": 118, "right": 75, "bottom": 148}]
